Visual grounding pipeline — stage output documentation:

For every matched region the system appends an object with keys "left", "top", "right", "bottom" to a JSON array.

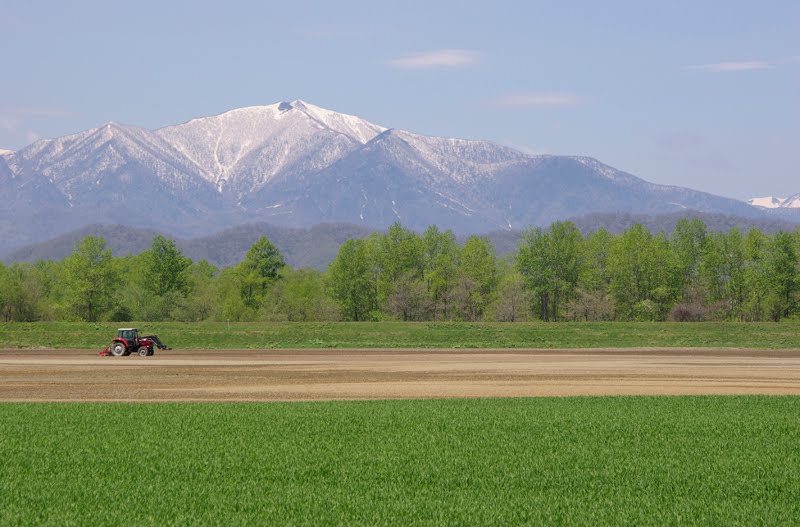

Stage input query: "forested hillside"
[{"left": 1, "top": 219, "right": 798, "bottom": 323}]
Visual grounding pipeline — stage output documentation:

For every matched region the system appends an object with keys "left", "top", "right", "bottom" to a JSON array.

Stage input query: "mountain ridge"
[{"left": 1, "top": 100, "right": 797, "bottom": 255}]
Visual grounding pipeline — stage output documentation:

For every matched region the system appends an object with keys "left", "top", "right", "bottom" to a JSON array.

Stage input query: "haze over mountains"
[
  {"left": 7, "top": 211, "right": 798, "bottom": 271},
  {"left": 1, "top": 100, "right": 797, "bottom": 258}
]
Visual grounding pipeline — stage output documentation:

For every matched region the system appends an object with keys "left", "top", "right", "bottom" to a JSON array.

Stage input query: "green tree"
[
  {"left": 422, "top": 226, "right": 460, "bottom": 320},
  {"left": 141, "top": 235, "right": 192, "bottom": 297},
  {"left": 238, "top": 237, "right": 285, "bottom": 308},
  {"left": 517, "top": 221, "right": 583, "bottom": 321},
  {"left": 375, "top": 223, "right": 424, "bottom": 310},
  {"left": 0, "top": 263, "right": 40, "bottom": 321},
  {"left": 174, "top": 260, "right": 219, "bottom": 321},
  {"left": 700, "top": 229, "right": 746, "bottom": 319},
  {"left": 270, "top": 268, "right": 340, "bottom": 321},
  {"left": 385, "top": 271, "right": 429, "bottom": 321},
  {"left": 61, "top": 236, "right": 117, "bottom": 321},
  {"left": 457, "top": 236, "right": 498, "bottom": 320},
  {"left": 581, "top": 228, "right": 612, "bottom": 294},
  {"left": 328, "top": 238, "right": 378, "bottom": 321},
  {"left": 608, "top": 225, "right": 678, "bottom": 320},
  {"left": 671, "top": 218, "right": 708, "bottom": 300},
  {"left": 742, "top": 228, "right": 771, "bottom": 320},
  {"left": 765, "top": 231, "right": 798, "bottom": 320},
  {"left": 490, "top": 258, "right": 531, "bottom": 322}
]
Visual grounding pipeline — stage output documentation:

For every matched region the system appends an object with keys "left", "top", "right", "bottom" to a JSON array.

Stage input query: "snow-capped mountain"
[
  {"left": 0, "top": 100, "right": 791, "bottom": 254},
  {"left": 157, "top": 101, "right": 385, "bottom": 197},
  {"left": 0, "top": 148, "right": 14, "bottom": 157},
  {"left": 748, "top": 195, "right": 800, "bottom": 209}
]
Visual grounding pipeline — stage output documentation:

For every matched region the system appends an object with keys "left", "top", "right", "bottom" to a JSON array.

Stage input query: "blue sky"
[{"left": 2, "top": 0, "right": 798, "bottom": 199}]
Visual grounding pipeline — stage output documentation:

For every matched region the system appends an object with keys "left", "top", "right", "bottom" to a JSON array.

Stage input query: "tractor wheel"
[
  {"left": 111, "top": 342, "right": 126, "bottom": 357},
  {"left": 138, "top": 346, "right": 150, "bottom": 357},
  {"left": 147, "top": 348, "right": 155, "bottom": 356}
]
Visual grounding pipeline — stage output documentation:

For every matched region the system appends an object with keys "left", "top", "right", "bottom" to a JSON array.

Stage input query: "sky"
[{"left": 1, "top": 0, "right": 798, "bottom": 200}]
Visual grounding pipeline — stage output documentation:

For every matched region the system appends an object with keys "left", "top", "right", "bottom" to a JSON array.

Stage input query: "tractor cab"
[{"left": 117, "top": 328, "right": 140, "bottom": 342}]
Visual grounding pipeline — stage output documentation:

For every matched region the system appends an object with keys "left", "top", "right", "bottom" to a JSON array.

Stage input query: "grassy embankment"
[
  {"left": 0, "top": 320, "right": 799, "bottom": 349},
  {"left": 1, "top": 397, "right": 798, "bottom": 525}
]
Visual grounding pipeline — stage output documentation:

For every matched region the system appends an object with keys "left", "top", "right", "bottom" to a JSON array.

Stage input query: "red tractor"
[{"left": 108, "top": 328, "right": 170, "bottom": 357}]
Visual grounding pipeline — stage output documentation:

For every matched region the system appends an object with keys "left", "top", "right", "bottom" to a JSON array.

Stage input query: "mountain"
[
  {"left": 748, "top": 195, "right": 800, "bottom": 209},
  {"left": 1, "top": 99, "right": 796, "bottom": 255}
]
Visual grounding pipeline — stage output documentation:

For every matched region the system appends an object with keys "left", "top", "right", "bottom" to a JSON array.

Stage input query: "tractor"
[{"left": 109, "top": 328, "right": 170, "bottom": 357}]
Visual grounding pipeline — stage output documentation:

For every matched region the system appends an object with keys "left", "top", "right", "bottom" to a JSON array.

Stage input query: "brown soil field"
[{"left": 1, "top": 348, "right": 800, "bottom": 402}]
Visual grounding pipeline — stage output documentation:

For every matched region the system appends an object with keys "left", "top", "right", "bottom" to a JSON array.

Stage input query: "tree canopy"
[{"left": 3, "top": 220, "right": 799, "bottom": 323}]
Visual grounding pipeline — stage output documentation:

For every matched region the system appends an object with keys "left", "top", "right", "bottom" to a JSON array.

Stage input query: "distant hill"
[
  {"left": 567, "top": 210, "right": 800, "bottom": 236},
  {"left": 5, "top": 212, "right": 797, "bottom": 270},
  {"left": 3, "top": 223, "right": 374, "bottom": 270}
]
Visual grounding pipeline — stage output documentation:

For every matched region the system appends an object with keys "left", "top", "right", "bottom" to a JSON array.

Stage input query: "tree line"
[{"left": 1, "top": 219, "right": 798, "bottom": 323}]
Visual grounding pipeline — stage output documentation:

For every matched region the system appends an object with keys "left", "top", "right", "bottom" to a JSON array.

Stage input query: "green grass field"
[
  {"left": 1, "top": 397, "right": 798, "bottom": 525},
  {"left": 1, "top": 320, "right": 799, "bottom": 349}
]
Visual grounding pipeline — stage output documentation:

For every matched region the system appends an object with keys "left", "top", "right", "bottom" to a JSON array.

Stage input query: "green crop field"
[
  {"left": 1, "top": 320, "right": 800, "bottom": 349},
  {"left": 1, "top": 397, "right": 799, "bottom": 525}
]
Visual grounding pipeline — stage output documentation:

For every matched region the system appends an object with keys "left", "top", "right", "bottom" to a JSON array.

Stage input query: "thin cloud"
[
  {"left": 388, "top": 49, "right": 479, "bottom": 69},
  {"left": 687, "top": 61, "right": 771, "bottom": 73},
  {"left": 686, "top": 55, "right": 800, "bottom": 73},
  {"left": 493, "top": 93, "right": 583, "bottom": 108}
]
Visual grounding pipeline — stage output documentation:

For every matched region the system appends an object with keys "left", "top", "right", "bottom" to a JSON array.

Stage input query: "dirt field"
[{"left": 1, "top": 348, "right": 800, "bottom": 401}]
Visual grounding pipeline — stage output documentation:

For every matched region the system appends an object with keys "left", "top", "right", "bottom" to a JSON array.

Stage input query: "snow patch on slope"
[
  {"left": 748, "top": 196, "right": 786, "bottom": 208},
  {"left": 291, "top": 100, "right": 386, "bottom": 144},
  {"left": 392, "top": 130, "right": 528, "bottom": 183},
  {"left": 781, "top": 194, "right": 800, "bottom": 209}
]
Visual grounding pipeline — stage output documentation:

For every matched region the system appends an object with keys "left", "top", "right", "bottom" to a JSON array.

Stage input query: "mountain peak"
[
  {"left": 282, "top": 99, "right": 388, "bottom": 144},
  {"left": 0, "top": 148, "right": 14, "bottom": 156},
  {"left": 275, "top": 99, "right": 313, "bottom": 114}
]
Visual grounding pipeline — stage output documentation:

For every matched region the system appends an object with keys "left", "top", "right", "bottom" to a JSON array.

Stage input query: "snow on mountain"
[
  {"left": 157, "top": 100, "right": 385, "bottom": 196},
  {"left": 748, "top": 196, "right": 786, "bottom": 208},
  {"left": 747, "top": 195, "right": 800, "bottom": 209},
  {"left": 0, "top": 99, "right": 792, "bottom": 255},
  {"left": 0, "top": 148, "right": 13, "bottom": 157},
  {"left": 389, "top": 130, "right": 529, "bottom": 183},
  {"left": 781, "top": 193, "right": 800, "bottom": 208},
  {"left": 8, "top": 122, "right": 217, "bottom": 212}
]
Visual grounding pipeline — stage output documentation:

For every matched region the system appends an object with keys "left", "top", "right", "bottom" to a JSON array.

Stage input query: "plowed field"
[{"left": 2, "top": 348, "right": 800, "bottom": 401}]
